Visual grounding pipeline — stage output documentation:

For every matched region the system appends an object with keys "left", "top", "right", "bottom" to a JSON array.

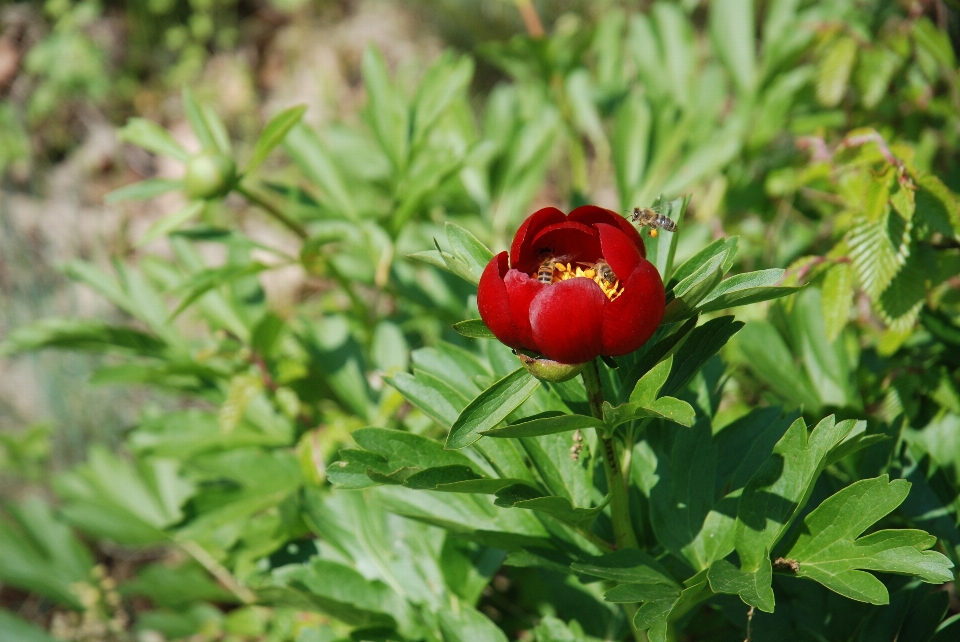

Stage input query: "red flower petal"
[
  {"left": 596, "top": 223, "right": 643, "bottom": 282},
  {"left": 477, "top": 252, "right": 526, "bottom": 351},
  {"left": 568, "top": 205, "right": 646, "bottom": 258},
  {"left": 529, "top": 277, "right": 607, "bottom": 364},
  {"left": 600, "top": 260, "right": 665, "bottom": 356},
  {"left": 510, "top": 207, "right": 566, "bottom": 270},
  {"left": 523, "top": 221, "right": 602, "bottom": 273},
  {"left": 503, "top": 269, "right": 545, "bottom": 351}
]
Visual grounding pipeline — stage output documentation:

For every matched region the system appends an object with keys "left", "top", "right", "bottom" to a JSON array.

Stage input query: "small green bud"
[
  {"left": 516, "top": 352, "right": 585, "bottom": 382},
  {"left": 184, "top": 150, "right": 236, "bottom": 200}
]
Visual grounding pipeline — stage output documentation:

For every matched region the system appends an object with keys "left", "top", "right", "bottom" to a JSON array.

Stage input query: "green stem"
[
  {"left": 236, "top": 182, "right": 308, "bottom": 240},
  {"left": 582, "top": 360, "right": 638, "bottom": 550}
]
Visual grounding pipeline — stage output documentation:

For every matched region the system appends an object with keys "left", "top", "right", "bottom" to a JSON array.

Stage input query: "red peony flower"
[{"left": 478, "top": 205, "right": 666, "bottom": 364}]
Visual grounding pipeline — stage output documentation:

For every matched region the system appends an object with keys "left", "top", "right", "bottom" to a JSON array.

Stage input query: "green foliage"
[{"left": 4, "top": 1, "right": 960, "bottom": 640}]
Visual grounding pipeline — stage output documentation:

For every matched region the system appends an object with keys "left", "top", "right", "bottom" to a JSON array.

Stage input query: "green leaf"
[
  {"left": 783, "top": 476, "right": 954, "bottom": 604},
  {"left": 696, "top": 269, "right": 801, "bottom": 313},
  {"left": 119, "top": 118, "right": 190, "bottom": 163},
  {"left": 105, "top": 178, "right": 183, "bottom": 203},
  {"left": 734, "top": 320, "right": 822, "bottom": 411},
  {"left": 822, "top": 262, "right": 854, "bottom": 342},
  {"left": 1, "top": 319, "right": 166, "bottom": 357},
  {"left": 817, "top": 36, "right": 857, "bottom": 107},
  {"left": 480, "top": 413, "right": 598, "bottom": 438},
  {"left": 411, "top": 53, "right": 474, "bottom": 148},
  {"left": 634, "top": 571, "right": 711, "bottom": 642},
  {"left": 709, "top": 0, "right": 756, "bottom": 96},
  {"left": 913, "top": 16, "right": 957, "bottom": 71},
  {"left": 613, "top": 91, "right": 651, "bottom": 208},
  {"left": 0, "top": 498, "right": 94, "bottom": 609},
  {"left": 386, "top": 372, "right": 464, "bottom": 427},
  {"left": 202, "top": 105, "right": 231, "bottom": 154},
  {"left": 137, "top": 200, "right": 205, "bottom": 248},
  {"left": 183, "top": 87, "right": 216, "bottom": 150},
  {"left": 735, "top": 415, "right": 858, "bottom": 572},
  {"left": 284, "top": 124, "right": 358, "bottom": 220},
  {"left": 570, "top": 549, "right": 679, "bottom": 587},
  {"left": 0, "top": 611, "right": 58, "bottom": 642},
  {"left": 604, "top": 583, "right": 680, "bottom": 603},
  {"left": 170, "top": 262, "right": 271, "bottom": 320},
  {"left": 403, "top": 466, "right": 528, "bottom": 494},
  {"left": 662, "top": 316, "right": 743, "bottom": 396},
  {"left": 362, "top": 47, "right": 409, "bottom": 172},
  {"left": 267, "top": 559, "right": 401, "bottom": 628},
  {"left": 669, "top": 237, "right": 738, "bottom": 288},
  {"left": 662, "top": 245, "right": 729, "bottom": 323},
  {"left": 493, "top": 484, "right": 607, "bottom": 528},
  {"left": 603, "top": 397, "right": 695, "bottom": 429},
  {"left": 706, "top": 557, "right": 775, "bottom": 612},
  {"left": 452, "top": 319, "right": 495, "bottom": 339},
  {"left": 445, "top": 368, "right": 540, "bottom": 449},
  {"left": 438, "top": 603, "right": 508, "bottom": 642},
  {"left": 445, "top": 223, "right": 494, "bottom": 282},
  {"left": 246, "top": 105, "right": 307, "bottom": 174},
  {"left": 629, "top": 356, "right": 673, "bottom": 406}
]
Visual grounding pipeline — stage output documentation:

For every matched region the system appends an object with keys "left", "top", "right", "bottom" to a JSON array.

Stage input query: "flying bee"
[{"left": 631, "top": 204, "right": 677, "bottom": 237}]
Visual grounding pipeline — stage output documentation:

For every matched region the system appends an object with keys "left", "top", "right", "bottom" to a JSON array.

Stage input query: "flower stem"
[
  {"left": 582, "top": 360, "right": 638, "bottom": 551},
  {"left": 236, "top": 182, "right": 308, "bottom": 240}
]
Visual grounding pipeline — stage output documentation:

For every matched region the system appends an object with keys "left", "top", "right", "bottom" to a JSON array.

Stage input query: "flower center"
[{"left": 534, "top": 260, "right": 624, "bottom": 301}]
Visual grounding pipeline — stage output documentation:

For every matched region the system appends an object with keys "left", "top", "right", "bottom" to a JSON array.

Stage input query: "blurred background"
[
  {"left": 0, "top": 0, "right": 591, "bottom": 485},
  {"left": 3, "top": 0, "right": 960, "bottom": 640}
]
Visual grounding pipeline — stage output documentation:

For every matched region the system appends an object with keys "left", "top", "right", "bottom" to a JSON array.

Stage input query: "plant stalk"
[
  {"left": 582, "top": 360, "right": 638, "bottom": 551},
  {"left": 582, "top": 361, "right": 647, "bottom": 641},
  {"left": 236, "top": 182, "right": 309, "bottom": 240}
]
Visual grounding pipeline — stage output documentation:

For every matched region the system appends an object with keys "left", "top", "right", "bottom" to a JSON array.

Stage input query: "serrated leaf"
[
  {"left": 246, "top": 105, "right": 307, "bottom": 174},
  {"left": 480, "top": 413, "right": 598, "bottom": 438},
  {"left": 784, "top": 475, "right": 954, "bottom": 604},
  {"left": 445, "top": 368, "right": 540, "bottom": 449},
  {"left": 822, "top": 262, "right": 854, "bottom": 342},
  {"left": 817, "top": 36, "right": 857, "bottom": 107},
  {"left": 735, "top": 415, "right": 858, "bottom": 572},
  {"left": 855, "top": 46, "right": 903, "bottom": 109},
  {"left": 105, "top": 178, "right": 183, "bottom": 203},
  {"left": 118, "top": 118, "right": 190, "bottom": 162},
  {"left": 138, "top": 201, "right": 205, "bottom": 247},
  {"left": 848, "top": 199, "right": 912, "bottom": 301}
]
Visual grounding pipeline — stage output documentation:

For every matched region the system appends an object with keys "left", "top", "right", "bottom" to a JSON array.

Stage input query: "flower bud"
[
  {"left": 516, "top": 352, "right": 585, "bottom": 382},
  {"left": 184, "top": 150, "right": 236, "bottom": 200}
]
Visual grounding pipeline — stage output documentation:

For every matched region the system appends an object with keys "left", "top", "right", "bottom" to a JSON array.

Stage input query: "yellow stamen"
[{"left": 532, "top": 257, "right": 625, "bottom": 301}]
